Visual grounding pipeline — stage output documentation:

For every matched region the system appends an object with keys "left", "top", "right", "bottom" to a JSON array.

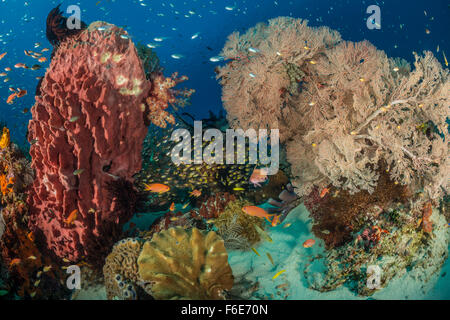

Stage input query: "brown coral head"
[
  {"left": 46, "top": 4, "right": 86, "bottom": 47},
  {"left": 137, "top": 227, "right": 234, "bottom": 300}
]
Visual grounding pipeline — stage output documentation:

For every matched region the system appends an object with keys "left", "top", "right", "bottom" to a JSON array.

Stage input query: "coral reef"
[
  {"left": 218, "top": 17, "right": 448, "bottom": 296},
  {"left": 196, "top": 192, "right": 236, "bottom": 219},
  {"left": 218, "top": 17, "right": 449, "bottom": 205},
  {"left": 143, "top": 210, "right": 205, "bottom": 239},
  {"left": 306, "top": 205, "right": 448, "bottom": 296},
  {"left": 138, "top": 227, "right": 234, "bottom": 300},
  {"left": 0, "top": 131, "right": 66, "bottom": 299},
  {"left": 27, "top": 13, "right": 190, "bottom": 264},
  {"left": 135, "top": 123, "right": 255, "bottom": 210},
  {"left": 214, "top": 199, "right": 265, "bottom": 250},
  {"left": 247, "top": 170, "right": 290, "bottom": 205},
  {"left": 304, "top": 169, "right": 411, "bottom": 249},
  {"left": 267, "top": 183, "right": 300, "bottom": 223}
]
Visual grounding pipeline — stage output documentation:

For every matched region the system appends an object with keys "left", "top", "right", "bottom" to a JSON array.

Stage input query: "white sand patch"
[{"left": 228, "top": 203, "right": 450, "bottom": 300}]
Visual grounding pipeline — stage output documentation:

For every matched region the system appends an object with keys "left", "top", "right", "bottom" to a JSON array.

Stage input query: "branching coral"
[
  {"left": 214, "top": 199, "right": 265, "bottom": 250},
  {"left": 137, "top": 227, "right": 234, "bottom": 300}
]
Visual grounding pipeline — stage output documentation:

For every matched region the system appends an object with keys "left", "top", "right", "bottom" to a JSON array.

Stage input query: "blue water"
[{"left": 0, "top": 0, "right": 448, "bottom": 146}]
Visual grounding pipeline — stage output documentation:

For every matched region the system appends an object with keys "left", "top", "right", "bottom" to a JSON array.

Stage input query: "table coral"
[{"left": 137, "top": 227, "right": 234, "bottom": 300}]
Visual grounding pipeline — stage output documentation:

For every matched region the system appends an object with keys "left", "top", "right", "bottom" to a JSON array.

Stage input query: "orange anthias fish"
[
  {"left": 144, "top": 183, "right": 170, "bottom": 194},
  {"left": 16, "top": 89, "right": 27, "bottom": 98},
  {"left": 242, "top": 206, "right": 274, "bottom": 223},
  {"left": 64, "top": 209, "right": 78, "bottom": 225},
  {"left": 27, "top": 231, "right": 35, "bottom": 242},
  {"left": 249, "top": 168, "right": 268, "bottom": 187},
  {"left": 9, "top": 258, "right": 21, "bottom": 267},
  {"left": 6, "top": 93, "right": 17, "bottom": 104},
  {"left": 169, "top": 202, "right": 175, "bottom": 211},
  {"left": 38, "top": 57, "right": 47, "bottom": 63},
  {"left": 190, "top": 189, "right": 202, "bottom": 197},
  {"left": 303, "top": 239, "right": 316, "bottom": 248},
  {"left": 14, "top": 63, "right": 28, "bottom": 69},
  {"left": 0, "top": 52, "right": 6, "bottom": 60},
  {"left": 271, "top": 214, "right": 280, "bottom": 227},
  {"left": 319, "top": 187, "right": 330, "bottom": 198}
]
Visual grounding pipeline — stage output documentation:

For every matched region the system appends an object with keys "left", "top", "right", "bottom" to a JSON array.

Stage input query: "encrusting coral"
[{"left": 103, "top": 227, "right": 234, "bottom": 300}]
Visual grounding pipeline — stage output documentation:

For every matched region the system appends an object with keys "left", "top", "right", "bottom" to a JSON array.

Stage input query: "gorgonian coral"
[{"left": 218, "top": 17, "right": 449, "bottom": 208}]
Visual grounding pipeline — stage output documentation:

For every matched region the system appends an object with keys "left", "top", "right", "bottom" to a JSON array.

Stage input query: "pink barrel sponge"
[{"left": 27, "top": 21, "right": 152, "bottom": 263}]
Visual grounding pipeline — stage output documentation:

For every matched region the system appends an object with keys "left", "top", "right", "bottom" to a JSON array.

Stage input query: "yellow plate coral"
[{"left": 137, "top": 227, "right": 234, "bottom": 300}]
